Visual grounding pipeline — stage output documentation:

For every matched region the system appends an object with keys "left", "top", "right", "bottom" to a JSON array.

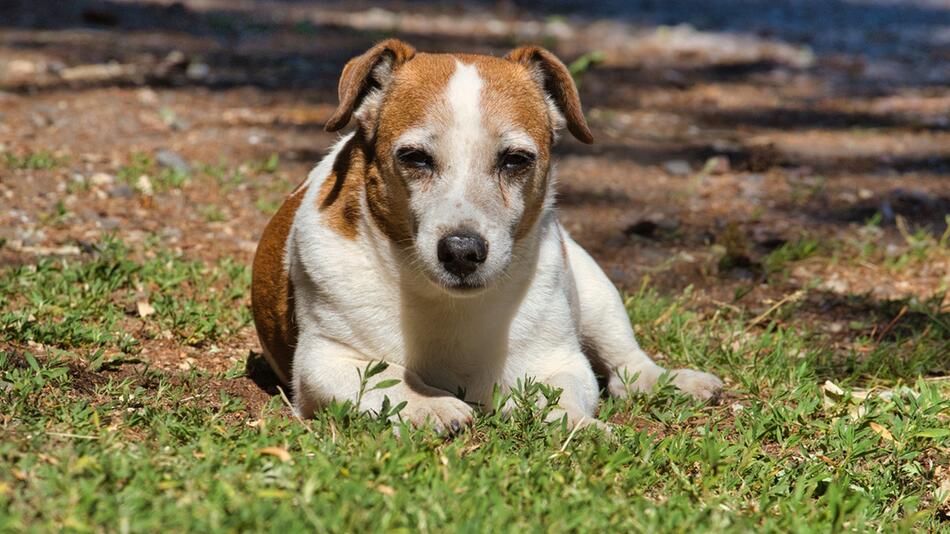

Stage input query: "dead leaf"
[
  {"left": 136, "top": 300, "right": 155, "bottom": 318},
  {"left": 868, "top": 422, "right": 895, "bottom": 443},
  {"left": 38, "top": 453, "right": 59, "bottom": 465},
  {"left": 376, "top": 484, "right": 395, "bottom": 496},
  {"left": 258, "top": 446, "right": 291, "bottom": 462}
]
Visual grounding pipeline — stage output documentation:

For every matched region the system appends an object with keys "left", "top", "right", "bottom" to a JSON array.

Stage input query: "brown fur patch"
[
  {"left": 364, "top": 161, "right": 414, "bottom": 244},
  {"left": 374, "top": 53, "right": 457, "bottom": 147},
  {"left": 513, "top": 165, "right": 549, "bottom": 240},
  {"left": 251, "top": 184, "right": 307, "bottom": 384},
  {"left": 318, "top": 136, "right": 363, "bottom": 240},
  {"left": 470, "top": 54, "right": 555, "bottom": 154},
  {"left": 558, "top": 224, "right": 570, "bottom": 265}
]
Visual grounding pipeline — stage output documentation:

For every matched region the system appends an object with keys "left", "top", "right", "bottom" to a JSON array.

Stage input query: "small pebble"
[
  {"left": 156, "top": 149, "right": 190, "bottom": 173},
  {"left": 90, "top": 172, "right": 114, "bottom": 187},
  {"left": 663, "top": 159, "right": 692, "bottom": 176},
  {"left": 108, "top": 185, "right": 134, "bottom": 199},
  {"left": 135, "top": 175, "right": 153, "bottom": 196}
]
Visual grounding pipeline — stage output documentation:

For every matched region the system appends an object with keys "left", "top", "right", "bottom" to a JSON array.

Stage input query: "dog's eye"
[
  {"left": 499, "top": 151, "right": 535, "bottom": 172},
  {"left": 397, "top": 148, "right": 435, "bottom": 171}
]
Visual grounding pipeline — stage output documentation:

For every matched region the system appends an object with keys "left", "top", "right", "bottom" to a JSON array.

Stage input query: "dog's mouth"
[{"left": 437, "top": 276, "right": 487, "bottom": 295}]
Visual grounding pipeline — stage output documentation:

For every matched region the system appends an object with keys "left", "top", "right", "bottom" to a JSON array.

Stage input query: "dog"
[{"left": 251, "top": 40, "right": 723, "bottom": 432}]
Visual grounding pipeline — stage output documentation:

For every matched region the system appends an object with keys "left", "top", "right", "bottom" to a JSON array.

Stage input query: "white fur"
[{"left": 283, "top": 61, "right": 722, "bottom": 432}]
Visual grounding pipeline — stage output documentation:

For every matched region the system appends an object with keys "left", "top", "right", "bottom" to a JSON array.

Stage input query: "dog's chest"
[
  {"left": 401, "top": 295, "right": 521, "bottom": 396},
  {"left": 301, "top": 253, "right": 539, "bottom": 401}
]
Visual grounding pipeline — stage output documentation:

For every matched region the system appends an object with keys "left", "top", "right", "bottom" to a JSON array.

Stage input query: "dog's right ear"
[{"left": 325, "top": 39, "right": 416, "bottom": 132}]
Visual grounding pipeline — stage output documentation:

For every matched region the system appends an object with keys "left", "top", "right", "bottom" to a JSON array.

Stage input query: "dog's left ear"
[
  {"left": 506, "top": 46, "right": 593, "bottom": 144},
  {"left": 325, "top": 39, "right": 417, "bottom": 132}
]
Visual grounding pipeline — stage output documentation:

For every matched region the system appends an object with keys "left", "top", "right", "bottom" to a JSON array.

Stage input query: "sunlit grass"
[{"left": 0, "top": 240, "right": 947, "bottom": 532}]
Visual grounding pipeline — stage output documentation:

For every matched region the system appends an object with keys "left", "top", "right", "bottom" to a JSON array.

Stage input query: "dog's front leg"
[
  {"left": 563, "top": 235, "right": 723, "bottom": 402},
  {"left": 292, "top": 337, "right": 474, "bottom": 433}
]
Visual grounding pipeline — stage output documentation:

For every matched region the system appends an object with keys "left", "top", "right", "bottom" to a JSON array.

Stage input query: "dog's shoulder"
[
  {"left": 251, "top": 133, "right": 364, "bottom": 382},
  {"left": 250, "top": 175, "right": 309, "bottom": 383}
]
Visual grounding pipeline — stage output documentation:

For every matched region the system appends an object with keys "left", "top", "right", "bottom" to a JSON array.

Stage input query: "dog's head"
[{"left": 326, "top": 39, "right": 592, "bottom": 295}]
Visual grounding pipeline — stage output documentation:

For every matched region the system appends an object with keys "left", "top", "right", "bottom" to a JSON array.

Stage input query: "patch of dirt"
[{"left": 3, "top": 346, "right": 276, "bottom": 427}]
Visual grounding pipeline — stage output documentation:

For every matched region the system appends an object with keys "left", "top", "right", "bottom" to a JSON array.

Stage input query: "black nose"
[{"left": 437, "top": 231, "right": 488, "bottom": 278}]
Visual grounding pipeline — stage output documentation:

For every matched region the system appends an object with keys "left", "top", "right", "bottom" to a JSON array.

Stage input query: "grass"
[
  {"left": 1, "top": 241, "right": 948, "bottom": 532},
  {"left": 0, "top": 237, "right": 250, "bottom": 353},
  {"left": 201, "top": 205, "right": 228, "bottom": 223},
  {"left": 763, "top": 236, "right": 821, "bottom": 275},
  {"left": 197, "top": 153, "right": 281, "bottom": 192},
  {"left": 568, "top": 50, "right": 605, "bottom": 87},
  {"left": 4, "top": 150, "right": 66, "bottom": 170},
  {"left": 117, "top": 153, "right": 191, "bottom": 192}
]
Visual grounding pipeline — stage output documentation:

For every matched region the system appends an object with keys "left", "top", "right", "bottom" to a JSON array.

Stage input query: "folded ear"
[
  {"left": 505, "top": 46, "right": 593, "bottom": 144},
  {"left": 325, "top": 39, "right": 417, "bottom": 132}
]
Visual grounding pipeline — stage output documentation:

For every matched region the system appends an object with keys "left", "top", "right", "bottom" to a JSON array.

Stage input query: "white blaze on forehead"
[{"left": 444, "top": 61, "right": 485, "bottom": 165}]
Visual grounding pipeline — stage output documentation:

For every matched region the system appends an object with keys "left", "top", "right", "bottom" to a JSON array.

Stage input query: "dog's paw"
[
  {"left": 399, "top": 396, "right": 474, "bottom": 434},
  {"left": 669, "top": 369, "right": 723, "bottom": 404}
]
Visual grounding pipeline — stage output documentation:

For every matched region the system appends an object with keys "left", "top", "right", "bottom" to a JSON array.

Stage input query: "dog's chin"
[{"left": 429, "top": 273, "right": 489, "bottom": 297}]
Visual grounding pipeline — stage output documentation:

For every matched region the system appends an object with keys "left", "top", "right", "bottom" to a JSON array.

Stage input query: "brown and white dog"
[{"left": 252, "top": 40, "right": 723, "bottom": 432}]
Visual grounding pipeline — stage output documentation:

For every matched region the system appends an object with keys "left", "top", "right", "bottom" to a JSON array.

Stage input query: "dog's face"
[{"left": 326, "top": 41, "right": 592, "bottom": 295}]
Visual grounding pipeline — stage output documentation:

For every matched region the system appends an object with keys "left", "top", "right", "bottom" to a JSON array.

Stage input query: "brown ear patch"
[
  {"left": 325, "top": 39, "right": 417, "bottom": 132},
  {"left": 251, "top": 183, "right": 309, "bottom": 384},
  {"left": 505, "top": 46, "right": 593, "bottom": 144}
]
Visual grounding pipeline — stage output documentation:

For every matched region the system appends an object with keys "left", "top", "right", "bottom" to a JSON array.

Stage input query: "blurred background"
[{"left": 0, "top": 1, "right": 947, "bottom": 377}]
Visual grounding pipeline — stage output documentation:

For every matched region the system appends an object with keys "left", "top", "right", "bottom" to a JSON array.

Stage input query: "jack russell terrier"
[{"left": 252, "top": 40, "right": 723, "bottom": 432}]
